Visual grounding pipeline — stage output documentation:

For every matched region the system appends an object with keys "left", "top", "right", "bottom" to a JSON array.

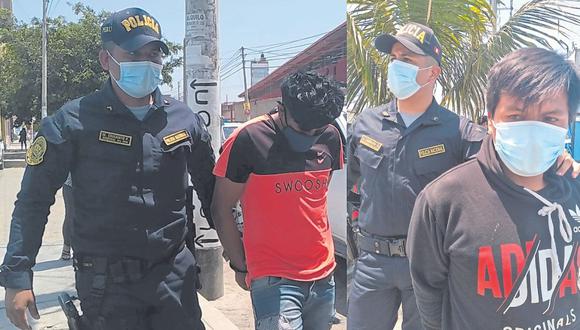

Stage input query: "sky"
[{"left": 12, "top": 0, "right": 346, "bottom": 102}]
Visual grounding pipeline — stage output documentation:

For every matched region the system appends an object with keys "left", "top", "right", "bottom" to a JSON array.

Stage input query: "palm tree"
[{"left": 348, "top": 0, "right": 580, "bottom": 120}]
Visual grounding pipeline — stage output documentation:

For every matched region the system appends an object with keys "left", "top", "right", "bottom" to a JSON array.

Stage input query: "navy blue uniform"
[
  {"left": 347, "top": 99, "right": 486, "bottom": 330},
  {"left": 0, "top": 80, "right": 215, "bottom": 329}
]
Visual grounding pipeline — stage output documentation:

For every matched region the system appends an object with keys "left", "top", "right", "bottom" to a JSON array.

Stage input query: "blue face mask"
[
  {"left": 387, "top": 60, "right": 432, "bottom": 100},
  {"left": 280, "top": 110, "right": 323, "bottom": 152},
  {"left": 282, "top": 126, "right": 322, "bottom": 152},
  {"left": 108, "top": 51, "right": 163, "bottom": 98},
  {"left": 493, "top": 120, "right": 568, "bottom": 177}
]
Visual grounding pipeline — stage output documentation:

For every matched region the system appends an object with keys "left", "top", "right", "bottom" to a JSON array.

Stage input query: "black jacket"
[
  {"left": 408, "top": 136, "right": 580, "bottom": 330},
  {"left": 0, "top": 80, "right": 216, "bottom": 290}
]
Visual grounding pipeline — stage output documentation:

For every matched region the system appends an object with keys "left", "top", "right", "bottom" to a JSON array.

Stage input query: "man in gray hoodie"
[{"left": 408, "top": 48, "right": 580, "bottom": 330}]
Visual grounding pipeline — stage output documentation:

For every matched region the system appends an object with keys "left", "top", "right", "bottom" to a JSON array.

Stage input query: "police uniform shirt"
[
  {"left": 0, "top": 80, "right": 216, "bottom": 290},
  {"left": 348, "top": 99, "right": 486, "bottom": 237}
]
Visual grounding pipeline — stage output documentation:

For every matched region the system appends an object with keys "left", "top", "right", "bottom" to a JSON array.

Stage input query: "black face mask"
[{"left": 280, "top": 110, "right": 323, "bottom": 153}]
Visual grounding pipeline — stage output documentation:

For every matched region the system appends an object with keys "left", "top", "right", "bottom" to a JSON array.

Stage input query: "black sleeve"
[
  {"left": 0, "top": 110, "right": 74, "bottom": 290},
  {"left": 187, "top": 113, "right": 216, "bottom": 229},
  {"left": 407, "top": 191, "right": 449, "bottom": 330},
  {"left": 214, "top": 128, "right": 254, "bottom": 183},
  {"left": 330, "top": 125, "right": 344, "bottom": 171}
]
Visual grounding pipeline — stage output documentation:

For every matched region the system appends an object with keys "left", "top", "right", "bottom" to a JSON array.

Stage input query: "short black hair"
[
  {"left": 486, "top": 48, "right": 580, "bottom": 122},
  {"left": 280, "top": 71, "right": 344, "bottom": 130}
]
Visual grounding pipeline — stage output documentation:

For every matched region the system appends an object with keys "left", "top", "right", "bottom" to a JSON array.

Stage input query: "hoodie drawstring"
[{"left": 524, "top": 188, "right": 573, "bottom": 276}]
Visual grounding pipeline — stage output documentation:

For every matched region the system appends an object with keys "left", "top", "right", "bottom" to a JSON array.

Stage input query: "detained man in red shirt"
[{"left": 211, "top": 71, "right": 344, "bottom": 330}]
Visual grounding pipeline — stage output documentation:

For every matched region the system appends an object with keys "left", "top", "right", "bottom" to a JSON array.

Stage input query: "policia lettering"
[{"left": 120, "top": 15, "right": 159, "bottom": 33}]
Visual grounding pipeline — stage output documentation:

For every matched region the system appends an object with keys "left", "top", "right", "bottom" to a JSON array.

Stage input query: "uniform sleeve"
[
  {"left": 459, "top": 119, "right": 487, "bottom": 161},
  {"left": 347, "top": 120, "right": 361, "bottom": 192},
  {"left": 213, "top": 128, "right": 254, "bottom": 183},
  {"left": 407, "top": 191, "right": 449, "bottom": 330},
  {"left": 187, "top": 113, "right": 217, "bottom": 229},
  {"left": 0, "top": 111, "right": 73, "bottom": 290}
]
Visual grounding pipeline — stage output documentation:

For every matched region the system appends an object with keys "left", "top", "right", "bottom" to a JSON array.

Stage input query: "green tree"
[
  {"left": 0, "top": 2, "right": 182, "bottom": 121},
  {"left": 347, "top": 0, "right": 580, "bottom": 120}
]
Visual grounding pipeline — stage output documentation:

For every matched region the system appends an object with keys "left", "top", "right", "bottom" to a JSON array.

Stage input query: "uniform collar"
[
  {"left": 100, "top": 79, "right": 166, "bottom": 115},
  {"left": 382, "top": 98, "right": 443, "bottom": 127}
]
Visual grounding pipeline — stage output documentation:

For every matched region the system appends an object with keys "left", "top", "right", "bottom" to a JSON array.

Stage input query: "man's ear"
[
  {"left": 99, "top": 49, "right": 110, "bottom": 72},
  {"left": 431, "top": 65, "right": 442, "bottom": 82},
  {"left": 488, "top": 115, "right": 496, "bottom": 136}
]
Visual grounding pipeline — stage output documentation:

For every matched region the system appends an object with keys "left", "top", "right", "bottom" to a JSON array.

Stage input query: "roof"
[{"left": 239, "top": 22, "right": 346, "bottom": 100}]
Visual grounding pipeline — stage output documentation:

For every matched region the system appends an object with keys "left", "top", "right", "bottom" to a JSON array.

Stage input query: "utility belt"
[
  {"left": 73, "top": 241, "right": 186, "bottom": 284},
  {"left": 356, "top": 230, "right": 407, "bottom": 257}
]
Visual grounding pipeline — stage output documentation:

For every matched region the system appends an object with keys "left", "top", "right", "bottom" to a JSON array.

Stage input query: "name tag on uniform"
[
  {"left": 360, "top": 135, "right": 382, "bottom": 152},
  {"left": 99, "top": 131, "right": 132, "bottom": 147},
  {"left": 163, "top": 130, "right": 190, "bottom": 146},
  {"left": 418, "top": 144, "right": 446, "bottom": 158}
]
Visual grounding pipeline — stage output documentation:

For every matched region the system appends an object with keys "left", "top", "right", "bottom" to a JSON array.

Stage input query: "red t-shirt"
[{"left": 214, "top": 115, "right": 344, "bottom": 284}]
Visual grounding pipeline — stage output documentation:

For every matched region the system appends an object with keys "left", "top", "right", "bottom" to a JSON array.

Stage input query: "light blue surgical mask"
[
  {"left": 387, "top": 60, "right": 432, "bottom": 100},
  {"left": 108, "top": 51, "right": 163, "bottom": 98},
  {"left": 493, "top": 120, "right": 567, "bottom": 177}
]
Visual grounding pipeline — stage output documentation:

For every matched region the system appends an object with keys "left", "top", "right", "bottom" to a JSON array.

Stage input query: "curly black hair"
[{"left": 280, "top": 71, "right": 344, "bottom": 130}]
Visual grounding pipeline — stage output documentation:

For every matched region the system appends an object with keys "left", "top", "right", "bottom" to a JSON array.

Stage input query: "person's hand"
[
  {"left": 234, "top": 271, "right": 249, "bottom": 291},
  {"left": 556, "top": 150, "right": 580, "bottom": 178},
  {"left": 5, "top": 288, "right": 39, "bottom": 330}
]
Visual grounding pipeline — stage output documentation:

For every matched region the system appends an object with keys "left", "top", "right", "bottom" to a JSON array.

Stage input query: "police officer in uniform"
[
  {"left": 347, "top": 22, "right": 580, "bottom": 330},
  {"left": 1, "top": 8, "right": 214, "bottom": 330},
  {"left": 347, "top": 22, "right": 488, "bottom": 330}
]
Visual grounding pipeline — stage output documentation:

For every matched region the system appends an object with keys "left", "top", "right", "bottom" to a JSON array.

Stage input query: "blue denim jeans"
[{"left": 250, "top": 274, "right": 335, "bottom": 330}]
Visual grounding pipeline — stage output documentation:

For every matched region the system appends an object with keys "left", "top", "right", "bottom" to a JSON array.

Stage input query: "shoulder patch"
[
  {"left": 163, "top": 130, "right": 190, "bottom": 146},
  {"left": 26, "top": 136, "right": 47, "bottom": 166}
]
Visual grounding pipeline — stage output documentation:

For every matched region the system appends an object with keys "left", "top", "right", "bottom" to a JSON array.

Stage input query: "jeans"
[{"left": 250, "top": 274, "right": 335, "bottom": 330}]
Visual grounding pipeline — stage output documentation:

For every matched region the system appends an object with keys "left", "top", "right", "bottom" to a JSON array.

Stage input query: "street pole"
[
  {"left": 41, "top": 0, "right": 48, "bottom": 119},
  {"left": 241, "top": 46, "right": 250, "bottom": 120},
  {"left": 184, "top": 0, "right": 224, "bottom": 301}
]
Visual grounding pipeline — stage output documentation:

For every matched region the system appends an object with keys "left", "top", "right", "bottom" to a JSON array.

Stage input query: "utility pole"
[
  {"left": 183, "top": 0, "right": 223, "bottom": 301},
  {"left": 41, "top": 0, "right": 48, "bottom": 119},
  {"left": 241, "top": 46, "right": 250, "bottom": 119}
]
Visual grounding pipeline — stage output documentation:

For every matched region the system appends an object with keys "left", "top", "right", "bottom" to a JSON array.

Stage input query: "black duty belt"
[
  {"left": 356, "top": 232, "right": 407, "bottom": 257},
  {"left": 73, "top": 241, "right": 185, "bottom": 284}
]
